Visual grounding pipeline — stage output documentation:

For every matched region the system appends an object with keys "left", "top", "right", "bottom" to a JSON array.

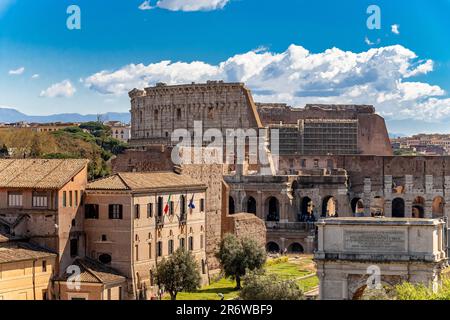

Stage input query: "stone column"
[
  {"left": 280, "top": 197, "right": 288, "bottom": 223},
  {"left": 280, "top": 237, "right": 286, "bottom": 252},
  {"left": 363, "top": 178, "right": 372, "bottom": 217},
  {"left": 425, "top": 199, "right": 433, "bottom": 219},
  {"left": 305, "top": 236, "right": 315, "bottom": 254},
  {"left": 405, "top": 175, "right": 413, "bottom": 194},
  {"left": 257, "top": 191, "right": 263, "bottom": 220},
  {"left": 384, "top": 199, "right": 392, "bottom": 218},
  {"left": 444, "top": 176, "right": 450, "bottom": 220},
  {"left": 342, "top": 275, "right": 349, "bottom": 300},
  {"left": 405, "top": 199, "right": 413, "bottom": 218}
]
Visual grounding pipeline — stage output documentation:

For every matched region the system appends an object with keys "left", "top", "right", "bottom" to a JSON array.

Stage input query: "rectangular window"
[
  {"left": 107, "top": 289, "right": 111, "bottom": 300},
  {"left": 157, "top": 197, "right": 164, "bottom": 216},
  {"left": 148, "top": 243, "right": 152, "bottom": 259},
  {"left": 8, "top": 192, "right": 23, "bottom": 207},
  {"left": 200, "top": 235, "right": 204, "bottom": 249},
  {"left": 109, "top": 204, "right": 123, "bottom": 220},
  {"left": 85, "top": 204, "right": 99, "bottom": 219},
  {"left": 168, "top": 239, "right": 174, "bottom": 254},
  {"left": 179, "top": 238, "right": 185, "bottom": 250},
  {"left": 62, "top": 191, "right": 67, "bottom": 208},
  {"left": 180, "top": 196, "right": 186, "bottom": 215},
  {"left": 70, "top": 239, "right": 78, "bottom": 257},
  {"left": 147, "top": 203, "right": 153, "bottom": 218},
  {"left": 189, "top": 236, "right": 194, "bottom": 251},
  {"left": 74, "top": 190, "right": 79, "bottom": 207},
  {"left": 118, "top": 288, "right": 122, "bottom": 301},
  {"left": 32, "top": 192, "right": 48, "bottom": 208},
  {"left": 301, "top": 159, "right": 306, "bottom": 168},
  {"left": 169, "top": 201, "right": 174, "bottom": 215},
  {"left": 200, "top": 199, "right": 205, "bottom": 212},
  {"left": 314, "top": 159, "right": 319, "bottom": 168},
  {"left": 69, "top": 191, "right": 73, "bottom": 207},
  {"left": 42, "top": 260, "right": 47, "bottom": 272},
  {"left": 135, "top": 245, "right": 139, "bottom": 261},
  {"left": 157, "top": 241, "right": 163, "bottom": 257},
  {"left": 135, "top": 204, "right": 140, "bottom": 219}
]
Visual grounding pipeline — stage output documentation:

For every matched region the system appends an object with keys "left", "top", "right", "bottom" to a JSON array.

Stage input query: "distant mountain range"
[{"left": 0, "top": 107, "right": 131, "bottom": 124}]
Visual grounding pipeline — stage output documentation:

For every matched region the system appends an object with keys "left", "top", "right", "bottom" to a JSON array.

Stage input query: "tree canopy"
[
  {"left": 216, "top": 233, "right": 266, "bottom": 289},
  {"left": 239, "top": 271, "right": 304, "bottom": 300},
  {"left": 155, "top": 248, "right": 202, "bottom": 300}
]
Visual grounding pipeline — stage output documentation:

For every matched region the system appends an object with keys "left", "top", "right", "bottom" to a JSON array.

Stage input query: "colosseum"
[{"left": 114, "top": 81, "right": 450, "bottom": 269}]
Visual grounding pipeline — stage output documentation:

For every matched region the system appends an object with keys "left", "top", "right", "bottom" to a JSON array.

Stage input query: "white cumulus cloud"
[
  {"left": 84, "top": 44, "right": 449, "bottom": 122},
  {"left": 139, "top": 0, "right": 230, "bottom": 12},
  {"left": 31, "top": 74, "right": 40, "bottom": 79},
  {"left": 391, "top": 24, "right": 400, "bottom": 35},
  {"left": 8, "top": 67, "right": 25, "bottom": 75},
  {"left": 40, "top": 80, "right": 76, "bottom": 98}
]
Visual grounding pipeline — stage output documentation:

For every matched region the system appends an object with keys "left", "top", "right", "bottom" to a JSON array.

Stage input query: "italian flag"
[{"left": 164, "top": 195, "right": 172, "bottom": 215}]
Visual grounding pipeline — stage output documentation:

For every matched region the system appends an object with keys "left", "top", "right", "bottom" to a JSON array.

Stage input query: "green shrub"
[
  {"left": 266, "top": 256, "right": 289, "bottom": 267},
  {"left": 239, "top": 271, "right": 304, "bottom": 300}
]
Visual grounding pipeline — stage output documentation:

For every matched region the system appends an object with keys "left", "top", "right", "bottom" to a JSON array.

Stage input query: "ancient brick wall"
[
  {"left": 223, "top": 213, "right": 267, "bottom": 249},
  {"left": 111, "top": 147, "right": 173, "bottom": 173},
  {"left": 129, "top": 82, "right": 262, "bottom": 146},
  {"left": 258, "top": 103, "right": 392, "bottom": 156}
]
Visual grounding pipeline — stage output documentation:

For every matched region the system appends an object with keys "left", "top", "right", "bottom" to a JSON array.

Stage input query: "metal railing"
[
  {"left": 265, "top": 221, "right": 317, "bottom": 233},
  {"left": 156, "top": 215, "right": 164, "bottom": 227}
]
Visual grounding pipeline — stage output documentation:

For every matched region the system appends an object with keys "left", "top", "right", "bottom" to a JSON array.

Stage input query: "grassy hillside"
[{"left": 0, "top": 123, "right": 127, "bottom": 179}]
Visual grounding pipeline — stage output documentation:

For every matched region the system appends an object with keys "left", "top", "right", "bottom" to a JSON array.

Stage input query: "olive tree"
[
  {"left": 216, "top": 233, "right": 266, "bottom": 289},
  {"left": 155, "top": 248, "right": 201, "bottom": 300}
]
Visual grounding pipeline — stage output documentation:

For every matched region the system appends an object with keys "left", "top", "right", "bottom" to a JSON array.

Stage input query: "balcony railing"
[
  {"left": 156, "top": 215, "right": 164, "bottom": 227},
  {"left": 265, "top": 222, "right": 317, "bottom": 234},
  {"left": 179, "top": 213, "right": 187, "bottom": 225}
]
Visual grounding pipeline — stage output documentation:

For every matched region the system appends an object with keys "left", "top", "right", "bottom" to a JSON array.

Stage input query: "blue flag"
[{"left": 188, "top": 194, "right": 196, "bottom": 209}]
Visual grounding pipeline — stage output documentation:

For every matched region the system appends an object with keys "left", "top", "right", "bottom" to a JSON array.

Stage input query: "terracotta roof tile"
[
  {"left": 0, "top": 159, "right": 88, "bottom": 189},
  {"left": 0, "top": 242, "right": 56, "bottom": 264},
  {"left": 58, "top": 258, "right": 126, "bottom": 284},
  {"left": 88, "top": 172, "right": 206, "bottom": 191}
]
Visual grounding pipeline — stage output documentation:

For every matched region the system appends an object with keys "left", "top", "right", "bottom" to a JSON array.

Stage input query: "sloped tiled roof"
[
  {"left": 0, "top": 159, "right": 88, "bottom": 189},
  {"left": 0, "top": 242, "right": 56, "bottom": 264},
  {"left": 57, "top": 258, "right": 126, "bottom": 284},
  {"left": 87, "top": 172, "right": 206, "bottom": 191}
]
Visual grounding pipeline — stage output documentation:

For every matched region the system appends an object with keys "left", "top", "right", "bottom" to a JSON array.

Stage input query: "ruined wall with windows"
[
  {"left": 129, "top": 81, "right": 262, "bottom": 147},
  {"left": 259, "top": 103, "right": 392, "bottom": 156}
]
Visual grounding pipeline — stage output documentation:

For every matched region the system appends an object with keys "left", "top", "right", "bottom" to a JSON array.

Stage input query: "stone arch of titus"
[{"left": 314, "top": 218, "right": 448, "bottom": 300}]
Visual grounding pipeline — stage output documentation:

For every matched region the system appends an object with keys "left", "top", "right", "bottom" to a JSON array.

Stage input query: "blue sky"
[{"left": 0, "top": 0, "right": 449, "bottom": 134}]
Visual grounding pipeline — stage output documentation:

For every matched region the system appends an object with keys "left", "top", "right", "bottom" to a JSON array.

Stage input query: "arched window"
[
  {"left": 288, "top": 243, "right": 304, "bottom": 254},
  {"left": 266, "top": 242, "right": 280, "bottom": 253},
  {"left": 392, "top": 198, "right": 405, "bottom": 218},
  {"left": 412, "top": 196, "right": 425, "bottom": 218},
  {"left": 300, "top": 197, "right": 315, "bottom": 221},
  {"left": 266, "top": 197, "right": 280, "bottom": 222},
  {"left": 99, "top": 253, "right": 112, "bottom": 264},
  {"left": 229, "top": 196, "right": 235, "bottom": 215},
  {"left": 351, "top": 198, "right": 364, "bottom": 216},
  {"left": 246, "top": 197, "right": 257, "bottom": 215},
  {"left": 371, "top": 196, "right": 385, "bottom": 217},
  {"left": 322, "top": 196, "right": 337, "bottom": 217},
  {"left": 432, "top": 196, "right": 444, "bottom": 218}
]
